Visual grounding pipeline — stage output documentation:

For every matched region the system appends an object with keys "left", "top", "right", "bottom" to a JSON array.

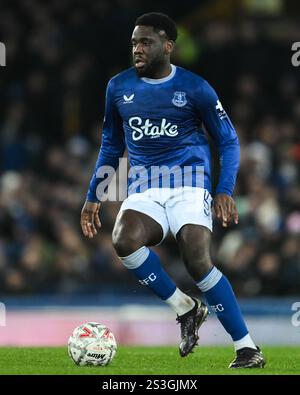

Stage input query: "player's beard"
[{"left": 135, "top": 56, "right": 166, "bottom": 78}]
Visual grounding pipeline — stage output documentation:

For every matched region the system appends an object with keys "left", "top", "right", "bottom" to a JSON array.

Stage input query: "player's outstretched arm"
[
  {"left": 213, "top": 193, "right": 238, "bottom": 228},
  {"left": 80, "top": 201, "right": 101, "bottom": 238}
]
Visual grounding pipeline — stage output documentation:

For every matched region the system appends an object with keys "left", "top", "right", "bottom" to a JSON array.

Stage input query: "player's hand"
[
  {"left": 80, "top": 201, "right": 101, "bottom": 238},
  {"left": 213, "top": 194, "right": 238, "bottom": 228}
]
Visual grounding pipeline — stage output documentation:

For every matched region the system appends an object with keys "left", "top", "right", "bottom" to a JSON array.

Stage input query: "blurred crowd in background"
[{"left": 0, "top": 0, "right": 299, "bottom": 297}]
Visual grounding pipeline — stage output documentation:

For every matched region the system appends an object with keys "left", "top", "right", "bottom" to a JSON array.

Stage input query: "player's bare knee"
[
  {"left": 194, "top": 257, "right": 212, "bottom": 280},
  {"left": 178, "top": 227, "right": 212, "bottom": 279},
  {"left": 184, "top": 246, "right": 212, "bottom": 280},
  {"left": 185, "top": 263, "right": 212, "bottom": 281},
  {"left": 112, "top": 226, "right": 144, "bottom": 257}
]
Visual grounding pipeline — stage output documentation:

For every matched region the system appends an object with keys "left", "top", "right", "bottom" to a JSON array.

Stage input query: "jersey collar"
[{"left": 141, "top": 64, "right": 176, "bottom": 84}]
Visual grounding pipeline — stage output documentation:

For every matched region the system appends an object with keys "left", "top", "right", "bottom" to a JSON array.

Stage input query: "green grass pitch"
[{"left": 0, "top": 346, "right": 299, "bottom": 375}]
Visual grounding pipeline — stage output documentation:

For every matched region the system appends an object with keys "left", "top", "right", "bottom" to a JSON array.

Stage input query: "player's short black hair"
[{"left": 135, "top": 12, "right": 177, "bottom": 42}]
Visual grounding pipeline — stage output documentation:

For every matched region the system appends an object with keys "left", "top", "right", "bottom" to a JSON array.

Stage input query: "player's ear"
[{"left": 165, "top": 40, "right": 174, "bottom": 55}]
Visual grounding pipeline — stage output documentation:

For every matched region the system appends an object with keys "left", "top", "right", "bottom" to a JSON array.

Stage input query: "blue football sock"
[
  {"left": 197, "top": 267, "right": 248, "bottom": 341},
  {"left": 120, "top": 246, "right": 176, "bottom": 300}
]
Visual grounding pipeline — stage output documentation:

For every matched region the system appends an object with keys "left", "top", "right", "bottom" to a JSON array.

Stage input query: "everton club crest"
[{"left": 172, "top": 91, "right": 187, "bottom": 107}]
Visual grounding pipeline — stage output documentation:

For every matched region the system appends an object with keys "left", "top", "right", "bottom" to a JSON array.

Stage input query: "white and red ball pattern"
[{"left": 68, "top": 322, "right": 117, "bottom": 366}]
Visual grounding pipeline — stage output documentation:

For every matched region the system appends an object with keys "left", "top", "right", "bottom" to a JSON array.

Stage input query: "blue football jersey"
[{"left": 87, "top": 65, "right": 240, "bottom": 201}]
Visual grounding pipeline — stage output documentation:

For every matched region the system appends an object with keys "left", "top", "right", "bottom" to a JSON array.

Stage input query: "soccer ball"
[{"left": 68, "top": 322, "right": 117, "bottom": 366}]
